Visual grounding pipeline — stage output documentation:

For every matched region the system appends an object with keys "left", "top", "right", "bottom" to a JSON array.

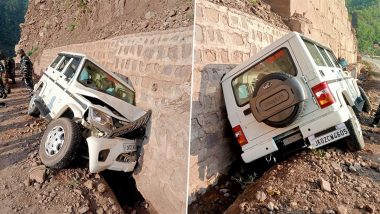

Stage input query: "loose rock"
[
  {"left": 29, "top": 165, "right": 46, "bottom": 183},
  {"left": 319, "top": 178, "right": 332, "bottom": 192}
]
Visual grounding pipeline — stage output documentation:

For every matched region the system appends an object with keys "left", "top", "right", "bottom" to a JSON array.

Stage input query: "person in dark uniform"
[
  {"left": 6, "top": 57, "right": 16, "bottom": 84},
  {"left": 0, "top": 61, "right": 7, "bottom": 99},
  {"left": 17, "top": 49, "right": 34, "bottom": 94},
  {"left": 372, "top": 104, "right": 380, "bottom": 127}
]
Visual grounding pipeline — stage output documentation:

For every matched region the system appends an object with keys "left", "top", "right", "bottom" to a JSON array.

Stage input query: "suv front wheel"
[
  {"left": 345, "top": 106, "right": 365, "bottom": 151},
  {"left": 39, "top": 118, "right": 82, "bottom": 169}
]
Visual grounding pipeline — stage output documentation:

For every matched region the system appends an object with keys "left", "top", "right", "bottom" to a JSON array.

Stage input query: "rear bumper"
[
  {"left": 241, "top": 106, "right": 353, "bottom": 163},
  {"left": 87, "top": 136, "right": 137, "bottom": 173}
]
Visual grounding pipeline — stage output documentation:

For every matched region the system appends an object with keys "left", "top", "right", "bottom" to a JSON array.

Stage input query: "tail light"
[
  {"left": 232, "top": 125, "right": 248, "bottom": 146},
  {"left": 312, "top": 82, "right": 335, "bottom": 108}
]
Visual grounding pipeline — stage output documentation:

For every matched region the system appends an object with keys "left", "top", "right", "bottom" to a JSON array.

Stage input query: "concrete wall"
[
  {"left": 35, "top": 27, "right": 193, "bottom": 214},
  {"left": 267, "top": 0, "right": 357, "bottom": 62},
  {"left": 189, "top": 0, "right": 289, "bottom": 202}
]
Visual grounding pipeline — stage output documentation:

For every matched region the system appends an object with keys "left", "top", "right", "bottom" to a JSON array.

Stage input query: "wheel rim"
[{"left": 45, "top": 126, "right": 65, "bottom": 156}]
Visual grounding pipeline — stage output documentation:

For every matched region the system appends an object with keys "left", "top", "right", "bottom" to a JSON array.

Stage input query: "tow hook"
[{"left": 265, "top": 154, "right": 277, "bottom": 164}]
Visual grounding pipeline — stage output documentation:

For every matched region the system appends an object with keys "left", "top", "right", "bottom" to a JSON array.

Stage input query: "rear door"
[{"left": 231, "top": 42, "right": 305, "bottom": 142}]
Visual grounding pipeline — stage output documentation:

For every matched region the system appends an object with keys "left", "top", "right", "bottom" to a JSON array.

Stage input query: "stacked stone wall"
[{"left": 189, "top": 0, "right": 289, "bottom": 201}]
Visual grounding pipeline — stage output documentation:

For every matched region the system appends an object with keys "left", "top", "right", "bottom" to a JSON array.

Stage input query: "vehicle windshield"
[{"left": 77, "top": 60, "right": 135, "bottom": 105}]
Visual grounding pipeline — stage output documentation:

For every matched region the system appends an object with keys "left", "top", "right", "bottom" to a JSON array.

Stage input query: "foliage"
[
  {"left": 67, "top": 23, "right": 77, "bottom": 32},
  {"left": 346, "top": 0, "right": 380, "bottom": 55},
  {"left": 0, "top": 0, "right": 28, "bottom": 57},
  {"left": 27, "top": 46, "right": 38, "bottom": 56}
]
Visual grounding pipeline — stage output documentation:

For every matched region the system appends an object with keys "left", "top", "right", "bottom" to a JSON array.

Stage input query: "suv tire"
[
  {"left": 39, "top": 118, "right": 82, "bottom": 169},
  {"left": 251, "top": 72, "right": 305, "bottom": 128},
  {"left": 345, "top": 106, "right": 365, "bottom": 151},
  {"left": 28, "top": 90, "right": 40, "bottom": 117},
  {"left": 358, "top": 86, "right": 371, "bottom": 113}
]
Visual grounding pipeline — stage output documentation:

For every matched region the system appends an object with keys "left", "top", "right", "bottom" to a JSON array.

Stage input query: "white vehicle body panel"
[
  {"left": 32, "top": 52, "right": 150, "bottom": 173},
  {"left": 222, "top": 32, "right": 363, "bottom": 163}
]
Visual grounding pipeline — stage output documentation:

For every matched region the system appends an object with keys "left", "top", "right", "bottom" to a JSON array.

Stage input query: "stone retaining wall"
[
  {"left": 35, "top": 27, "right": 193, "bottom": 214},
  {"left": 189, "top": 0, "right": 289, "bottom": 202}
]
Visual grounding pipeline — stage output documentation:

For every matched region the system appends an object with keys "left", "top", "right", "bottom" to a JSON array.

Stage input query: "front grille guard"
[{"left": 109, "top": 110, "right": 152, "bottom": 138}]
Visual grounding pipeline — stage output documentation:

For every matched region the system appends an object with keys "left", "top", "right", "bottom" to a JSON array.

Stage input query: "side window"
[
  {"left": 63, "top": 57, "right": 81, "bottom": 80},
  {"left": 326, "top": 50, "right": 341, "bottom": 67},
  {"left": 50, "top": 55, "right": 63, "bottom": 69},
  {"left": 57, "top": 57, "right": 71, "bottom": 72},
  {"left": 317, "top": 46, "right": 334, "bottom": 67},
  {"left": 232, "top": 48, "right": 297, "bottom": 106},
  {"left": 304, "top": 40, "right": 326, "bottom": 66}
]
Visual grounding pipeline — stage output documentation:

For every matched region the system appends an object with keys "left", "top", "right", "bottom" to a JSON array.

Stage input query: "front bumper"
[{"left": 87, "top": 136, "right": 138, "bottom": 173}]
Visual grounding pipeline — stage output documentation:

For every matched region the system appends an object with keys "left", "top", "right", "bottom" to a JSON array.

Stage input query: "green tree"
[
  {"left": 346, "top": 0, "right": 380, "bottom": 55},
  {"left": 0, "top": 0, "right": 28, "bottom": 57}
]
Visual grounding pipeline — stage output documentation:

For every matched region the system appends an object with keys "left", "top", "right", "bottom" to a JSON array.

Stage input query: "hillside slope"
[
  {"left": 18, "top": 0, "right": 193, "bottom": 60},
  {"left": 346, "top": 0, "right": 380, "bottom": 55}
]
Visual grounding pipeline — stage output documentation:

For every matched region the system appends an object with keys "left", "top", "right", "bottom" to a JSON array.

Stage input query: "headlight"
[{"left": 90, "top": 108, "right": 113, "bottom": 131}]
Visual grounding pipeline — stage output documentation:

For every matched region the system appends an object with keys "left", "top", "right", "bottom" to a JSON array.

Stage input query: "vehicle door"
[{"left": 52, "top": 56, "right": 82, "bottom": 114}]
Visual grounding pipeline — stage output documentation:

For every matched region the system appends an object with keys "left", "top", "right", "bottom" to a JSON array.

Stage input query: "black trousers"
[{"left": 373, "top": 103, "right": 380, "bottom": 125}]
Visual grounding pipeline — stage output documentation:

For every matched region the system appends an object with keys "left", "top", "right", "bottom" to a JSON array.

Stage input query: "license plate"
[
  {"left": 123, "top": 144, "right": 137, "bottom": 152},
  {"left": 308, "top": 123, "right": 350, "bottom": 149}
]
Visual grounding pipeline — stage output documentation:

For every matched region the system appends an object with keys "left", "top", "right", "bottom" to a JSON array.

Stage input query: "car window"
[
  {"left": 303, "top": 40, "right": 326, "bottom": 66},
  {"left": 50, "top": 55, "right": 64, "bottom": 69},
  {"left": 63, "top": 57, "right": 81, "bottom": 80},
  {"left": 326, "top": 50, "right": 341, "bottom": 68},
  {"left": 57, "top": 56, "right": 71, "bottom": 72},
  {"left": 317, "top": 46, "right": 334, "bottom": 67},
  {"left": 77, "top": 60, "right": 135, "bottom": 105},
  {"left": 232, "top": 48, "right": 297, "bottom": 107}
]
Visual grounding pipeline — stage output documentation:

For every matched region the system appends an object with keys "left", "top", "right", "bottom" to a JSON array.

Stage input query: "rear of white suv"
[{"left": 222, "top": 32, "right": 367, "bottom": 164}]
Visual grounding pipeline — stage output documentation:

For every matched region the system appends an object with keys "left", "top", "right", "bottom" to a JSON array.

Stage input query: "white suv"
[
  {"left": 222, "top": 32, "right": 370, "bottom": 163},
  {"left": 28, "top": 52, "right": 151, "bottom": 173}
]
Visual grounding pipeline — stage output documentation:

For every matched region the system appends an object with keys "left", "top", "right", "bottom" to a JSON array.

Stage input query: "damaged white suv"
[
  {"left": 222, "top": 32, "right": 370, "bottom": 164},
  {"left": 28, "top": 52, "right": 151, "bottom": 173}
]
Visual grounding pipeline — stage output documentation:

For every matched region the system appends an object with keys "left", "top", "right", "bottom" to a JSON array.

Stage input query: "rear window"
[
  {"left": 317, "top": 46, "right": 334, "bottom": 67},
  {"left": 50, "top": 55, "right": 63, "bottom": 68},
  {"left": 232, "top": 48, "right": 297, "bottom": 107},
  {"left": 326, "top": 50, "right": 341, "bottom": 67},
  {"left": 304, "top": 40, "right": 326, "bottom": 66}
]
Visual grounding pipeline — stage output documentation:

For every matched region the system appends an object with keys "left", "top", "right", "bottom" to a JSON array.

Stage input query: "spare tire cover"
[{"left": 249, "top": 72, "right": 307, "bottom": 128}]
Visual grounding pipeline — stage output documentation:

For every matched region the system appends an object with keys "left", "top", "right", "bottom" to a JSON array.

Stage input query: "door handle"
[{"left": 243, "top": 108, "right": 251, "bottom": 115}]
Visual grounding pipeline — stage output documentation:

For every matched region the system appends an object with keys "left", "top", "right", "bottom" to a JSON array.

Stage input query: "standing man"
[
  {"left": 0, "top": 60, "right": 7, "bottom": 99},
  {"left": 17, "top": 49, "right": 34, "bottom": 94},
  {"left": 372, "top": 103, "right": 380, "bottom": 127}
]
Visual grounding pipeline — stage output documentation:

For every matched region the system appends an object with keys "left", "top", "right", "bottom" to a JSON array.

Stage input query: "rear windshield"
[{"left": 231, "top": 48, "right": 297, "bottom": 106}]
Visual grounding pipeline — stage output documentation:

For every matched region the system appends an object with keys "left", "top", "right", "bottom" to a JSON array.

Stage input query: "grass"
[
  {"left": 67, "top": 23, "right": 77, "bottom": 32},
  {"left": 67, "top": 177, "right": 80, "bottom": 188},
  {"left": 187, "top": 12, "right": 194, "bottom": 21},
  {"left": 231, "top": 173, "right": 257, "bottom": 186},
  {"left": 27, "top": 46, "right": 38, "bottom": 56},
  {"left": 312, "top": 149, "right": 326, "bottom": 158},
  {"left": 78, "top": 0, "right": 87, "bottom": 7}
]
